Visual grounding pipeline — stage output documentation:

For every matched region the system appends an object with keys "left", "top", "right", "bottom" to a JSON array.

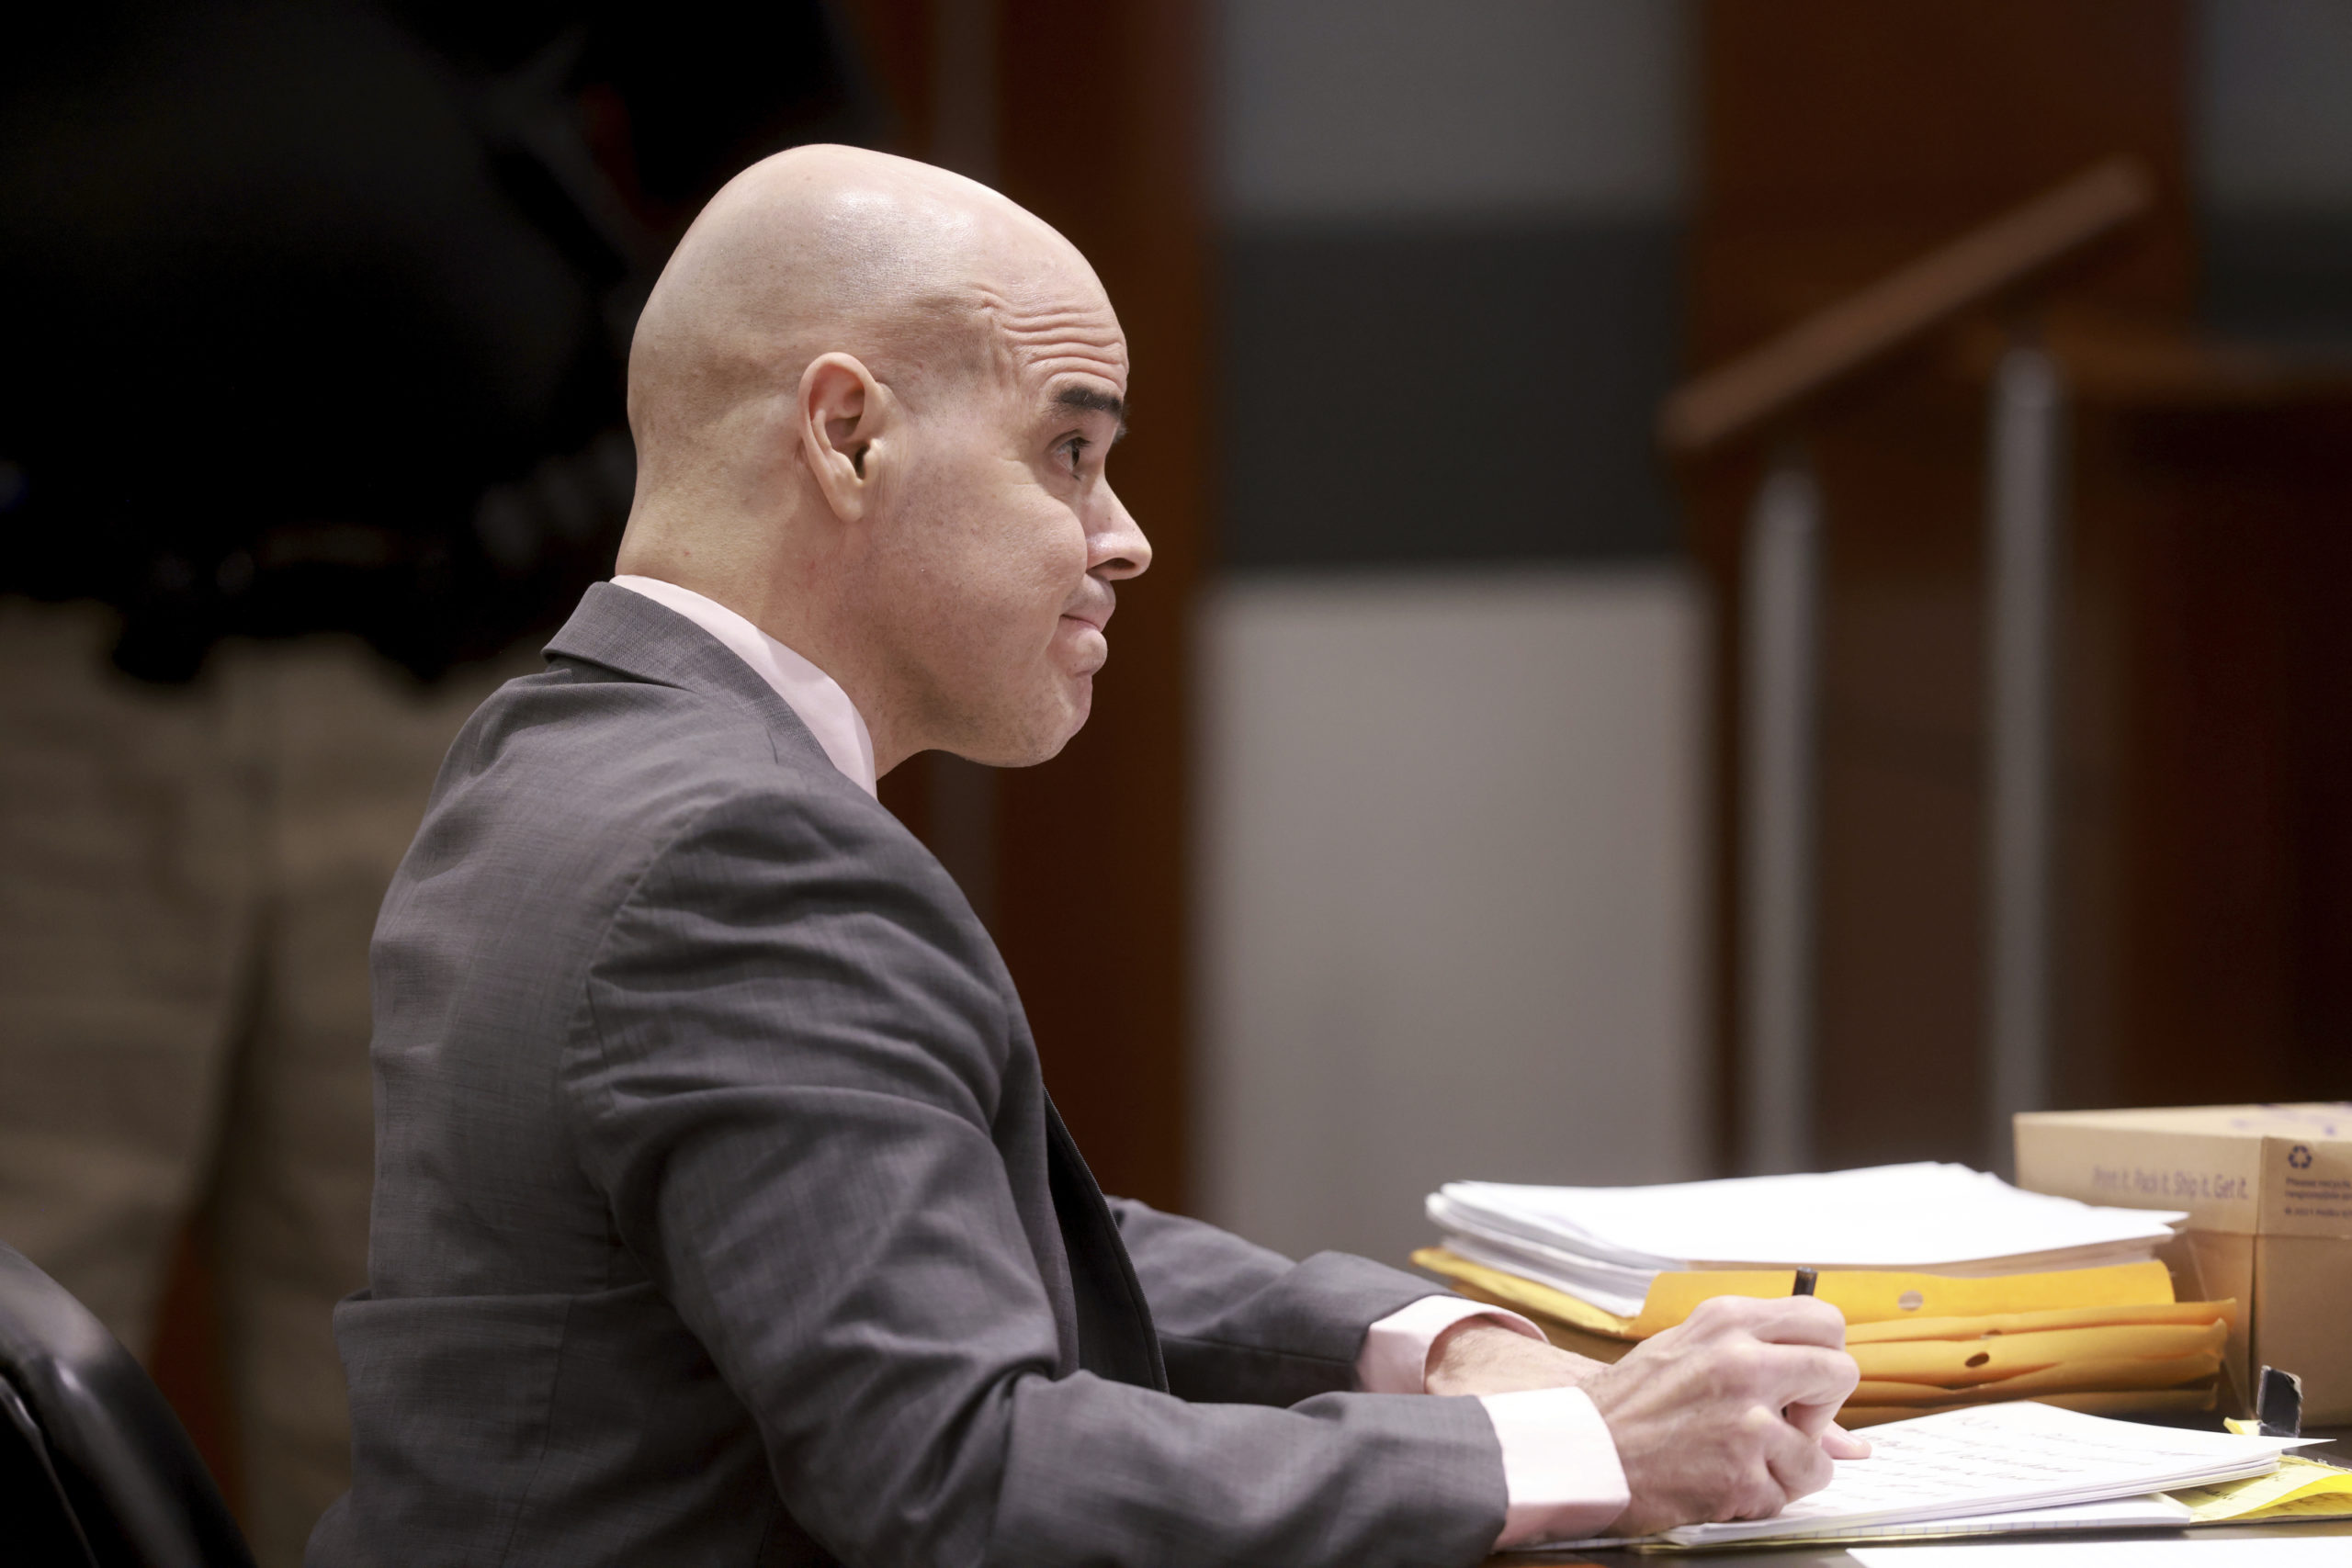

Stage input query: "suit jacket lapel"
[{"left": 1045, "top": 1101, "right": 1167, "bottom": 1393}]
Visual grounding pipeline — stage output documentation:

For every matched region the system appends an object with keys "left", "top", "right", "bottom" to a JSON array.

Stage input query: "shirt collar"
[{"left": 608, "top": 575, "right": 878, "bottom": 797}]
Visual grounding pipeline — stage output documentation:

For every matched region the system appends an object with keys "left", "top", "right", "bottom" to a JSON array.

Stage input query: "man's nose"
[{"left": 1090, "top": 484, "right": 1151, "bottom": 581}]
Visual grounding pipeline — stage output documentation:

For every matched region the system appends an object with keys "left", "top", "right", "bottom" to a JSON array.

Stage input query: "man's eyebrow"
[{"left": 1055, "top": 384, "right": 1128, "bottom": 438}]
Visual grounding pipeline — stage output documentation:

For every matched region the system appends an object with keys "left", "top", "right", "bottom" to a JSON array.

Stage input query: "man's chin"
[
  {"left": 963, "top": 679, "right": 1091, "bottom": 768},
  {"left": 1024, "top": 678, "right": 1092, "bottom": 763}
]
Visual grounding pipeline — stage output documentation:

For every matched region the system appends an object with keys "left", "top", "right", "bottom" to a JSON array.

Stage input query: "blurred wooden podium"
[{"left": 1671, "top": 0, "right": 2352, "bottom": 1182}]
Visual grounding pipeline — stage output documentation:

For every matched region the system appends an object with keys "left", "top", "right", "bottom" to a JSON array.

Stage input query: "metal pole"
[
  {"left": 1741, "top": 445, "right": 1824, "bottom": 1174},
  {"left": 1984, "top": 338, "right": 2066, "bottom": 1174}
]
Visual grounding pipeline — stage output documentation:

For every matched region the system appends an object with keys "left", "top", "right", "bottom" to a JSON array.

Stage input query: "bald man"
[{"left": 311, "top": 147, "right": 1862, "bottom": 1568}]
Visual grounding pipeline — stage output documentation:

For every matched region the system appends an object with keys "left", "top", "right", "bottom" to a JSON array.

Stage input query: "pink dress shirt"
[
  {"left": 1356, "top": 1296, "right": 1629, "bottom": 1548},
  {"left": 607, "top": 574, "right": 1632, "bottom": 1552},
  {"left": 610, "top": 575, "right": 877, "bottom": 796}
]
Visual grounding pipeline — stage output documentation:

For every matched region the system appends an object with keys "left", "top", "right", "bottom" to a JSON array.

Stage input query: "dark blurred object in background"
[
  {"left": 0, "top": 0, "right": 877, "bottom": 682},
  {"left": 0, "top": 7, "right": 875, "bottom": 1562}
]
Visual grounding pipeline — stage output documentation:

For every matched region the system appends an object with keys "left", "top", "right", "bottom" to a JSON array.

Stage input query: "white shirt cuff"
[
  {"left": 1479, "top": 1387, "right": 1631, "bottom": 1548},
  {"left": 1355, "top": 1294, "right": 1548, "bottom": 1394}
]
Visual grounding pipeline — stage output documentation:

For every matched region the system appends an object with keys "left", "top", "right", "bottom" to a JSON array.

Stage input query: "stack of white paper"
[
  {"left": 1429, "top": 1163, "right": 2185, "bottom": 1316},
  {"left": 1536, "top": 1402, "right": 2313, "bottom": 1552}
]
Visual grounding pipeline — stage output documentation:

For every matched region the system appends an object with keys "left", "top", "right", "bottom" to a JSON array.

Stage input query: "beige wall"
[
  {"left": 1192, "top": 570, "right": 1711, "bottom": 1268},
  {"left": 1218, "top": 0, "right": 1689, "bottom": 220}
]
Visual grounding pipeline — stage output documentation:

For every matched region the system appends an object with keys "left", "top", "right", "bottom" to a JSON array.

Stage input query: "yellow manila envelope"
[
  {"left": 1799, "top": 1301, "right": 2231, "bottom": 1425},
  {"left": 1852, "top": 1351, "right": 2223, "bottom": 1405},
  {"left": 2174, "top": 1454, "right": 2352, "bottom": 1523},
  {"left": 1847, "top": 1319, "right": 2225, "bottom": 1386},
  {"left": 1843, "top": 1298, "right": 2235, "bottom": 1344},
  {"left": 1407, "top": 1251, "right": 2182, "bottom": 1341},
  {"left": 1628, "top": 1261, "right": 2177, "bottom": 1337},
  {"left": 1408, "top": 1249, "right": 1642, "bottom": 1341},
  {"left": 1411, "top": 1247, "right": 2235, "bottom": 1427}
]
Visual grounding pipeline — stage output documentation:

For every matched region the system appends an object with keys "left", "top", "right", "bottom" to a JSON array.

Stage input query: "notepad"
[
  {"left": 1529, "top": 1401, "right": 2309, "bottom": 1551},
  {"left": 1849, "top": 1541, "right": 2350, "bottom": 1565},
  {"left": 1647, "top": 1493, "right": 2191, "bottom": 1551}
]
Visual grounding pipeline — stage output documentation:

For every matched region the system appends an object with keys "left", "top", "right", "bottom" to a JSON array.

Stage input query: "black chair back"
[{"left": 0, "top": 1242, "right": 255, "bottom": 1567}]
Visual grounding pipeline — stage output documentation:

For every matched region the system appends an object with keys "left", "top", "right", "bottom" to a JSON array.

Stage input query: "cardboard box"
[{"left": 2015, "top": 1103, "right": 2352, "bottom": 1424}]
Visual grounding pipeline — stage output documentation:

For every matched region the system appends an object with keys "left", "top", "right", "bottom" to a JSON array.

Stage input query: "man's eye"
[{"left": 1061, "top": 436, "right": 1091, "bottom": 475}]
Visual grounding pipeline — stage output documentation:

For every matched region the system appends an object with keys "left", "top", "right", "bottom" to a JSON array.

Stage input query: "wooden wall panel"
[
  {"left": 846, "top": 0, "right": 1204, "bottom": 1211},
  {"left": 1697, "top": 0, "right": 2192, "bottom": 361},
  {"left": 2109, "top": 402, "right": 2352, "bottom": 1111},
  {"left": 1694, "top": 0, "right": 2352, "bottom": 1172},
  {"left": 1690, "top": 0, "right": 2196, "bottom": 1169}
]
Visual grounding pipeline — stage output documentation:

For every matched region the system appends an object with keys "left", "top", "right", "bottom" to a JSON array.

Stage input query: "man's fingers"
[
  {"left": 1761, "top": 1418, "right": 1837, "bottom": 1503},
  {"left": 1728, "top": 1477, "right": 1792, "bottom": 1522},
  {"left": 1781, "top": 1396, "right": 1841, "bottom": 1441},
  {"left": 1818, "top": 1422, "right": 1872, "bottom": 1461},
  {"left": 1702, "top": 1295, "right": 1850, "bottom": 1348},
  {"left": 1599, "top": 1311, "right": 1871, "bottom": 1536},
  {"left": 1753, "top": 1344, "right": 1861, "bottom": 1415}
]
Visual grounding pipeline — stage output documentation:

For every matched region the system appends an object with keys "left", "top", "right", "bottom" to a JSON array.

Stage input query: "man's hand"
[
  {"left": 1423, "top": 1317, "right": 1610, "bottom": 1396},
  {"left": 1580, "top": 1295, "right": 1869, "bottom": 1536}
]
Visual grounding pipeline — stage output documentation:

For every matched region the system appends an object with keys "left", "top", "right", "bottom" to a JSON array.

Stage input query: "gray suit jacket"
[{"left": 309, "top": 583, "right": 1507, "bottom": 1568}]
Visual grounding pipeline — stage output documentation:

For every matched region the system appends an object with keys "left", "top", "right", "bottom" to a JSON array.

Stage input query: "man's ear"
[{"left": 797, "top": 353, "right": 894, "bottom": 522}]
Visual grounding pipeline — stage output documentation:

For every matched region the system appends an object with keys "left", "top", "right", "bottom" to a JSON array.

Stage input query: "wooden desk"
[
  {"left": 1489, "top": 1427, "right": 2351, "bottom": 1565},
  {"left": 1502, "top": 1518, "right": 2352, "bottom": 1566}
]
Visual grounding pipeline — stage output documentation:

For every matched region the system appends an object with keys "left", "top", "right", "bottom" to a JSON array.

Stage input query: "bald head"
[
  {"left": 614, "top": 144, "right": 1149, "bottom": 774},
  {"left": 626, "top": 146, "right": 1090, "bottom": 495}
]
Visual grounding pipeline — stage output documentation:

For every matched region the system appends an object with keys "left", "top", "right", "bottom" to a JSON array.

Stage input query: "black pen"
[{"left": 1781, "top": 1268, "right": 1821, "bottom": 1425}]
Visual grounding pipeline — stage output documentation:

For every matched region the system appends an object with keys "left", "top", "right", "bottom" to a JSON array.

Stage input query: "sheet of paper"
[
  {"left": 1850, "top": 1540, "right": 2352, "bottom": 1565},
  {"left": 1775, "top": 1493, "right": 2190, "bottom": 1544},
  {"left": 1660, "top": 1401, "right": 2299, "bottom": 1546},
  {"left": 1439, "top": 1233, "right": 1652, "bottom": 1316},
  {"left": 1433, "top": 1163, "right": 2183, "bottom": 1271},
  {"left": 1522, "top": 1495, "right": 2189, "bottom": 1554}
]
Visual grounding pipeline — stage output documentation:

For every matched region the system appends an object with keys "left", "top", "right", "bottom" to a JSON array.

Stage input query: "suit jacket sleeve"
[
  {"left": 566, "top": 784, "right": 1507, "bottom": 1568},
  {"left": 1106, "top": 1198, "right": 1443, "bottom": 1404}
]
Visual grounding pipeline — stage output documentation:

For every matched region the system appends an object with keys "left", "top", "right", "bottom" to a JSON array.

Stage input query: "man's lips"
[
  {"left": 1059, "top": 588, "right": 1114, "bottom": 638},
  {"left": 1057, "top": 598, "right": 1112, "bottom": 675}
]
